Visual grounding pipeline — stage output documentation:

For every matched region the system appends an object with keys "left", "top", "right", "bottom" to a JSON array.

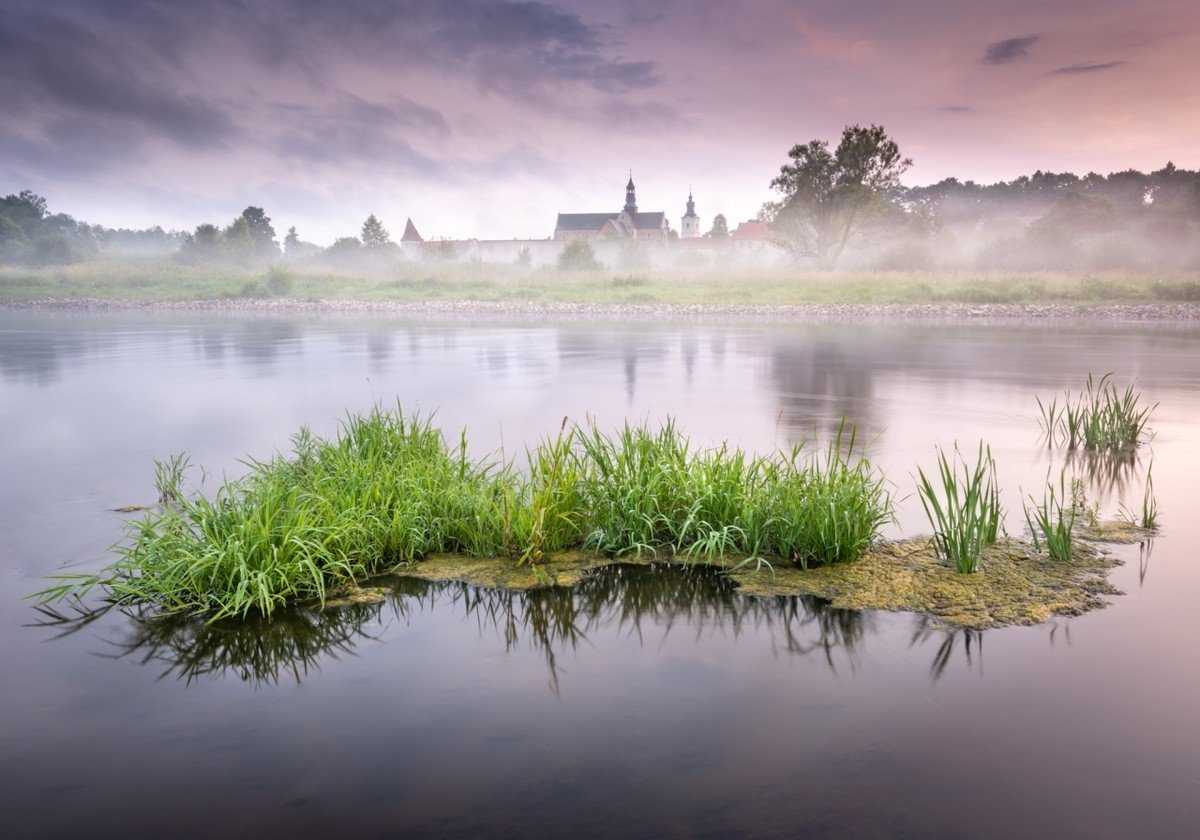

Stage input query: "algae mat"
[{"left": 327, "top": 524, "right": 1151, "bottom": 630}]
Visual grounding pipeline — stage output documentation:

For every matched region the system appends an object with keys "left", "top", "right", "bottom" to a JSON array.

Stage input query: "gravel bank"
[{"left": 3, "top": 297, "right": 1200, "bottom": 324}]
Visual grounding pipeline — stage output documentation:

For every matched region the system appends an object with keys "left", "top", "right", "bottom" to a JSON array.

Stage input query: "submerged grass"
[
  {"left": 1037, "top": 373, "right": 1156, "bottom": 450},
  {"left": 35, "top": 407, "right": 892, "bottom": 619}
]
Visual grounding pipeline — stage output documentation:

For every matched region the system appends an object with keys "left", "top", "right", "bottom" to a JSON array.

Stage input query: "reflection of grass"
[
  {"left": 34, "top": 407, "right": 891, "bottom": 619},
  {"left": 5, "top": 257, "right": 1200, "bottom": 305},
  {"left": 33, "top": 565, "right": 872, "bottom": 687}
]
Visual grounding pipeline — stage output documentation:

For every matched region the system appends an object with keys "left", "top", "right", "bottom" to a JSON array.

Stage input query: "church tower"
[
  {"left": 681, "top": 190, "right": 700, "bottom": 238},
  {"left": 624, "top": 175, "right": 638, "bottom": 216}
]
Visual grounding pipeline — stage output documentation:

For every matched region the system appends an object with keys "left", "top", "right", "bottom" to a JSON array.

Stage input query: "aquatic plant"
[
  {"left": 153, "top": 452, "right": 191, "bottom": 504},
  {"left": 1024, "top": 471, "right": 1076, "bottom": 562},
  {"left": 916, "top": 442, "right": 1002, "bottom": 573},
  {"left": 1069, "top": 477, "right": 1101, "bottom": 528},
  {"left": 1037, "top": 373, "right": 1155, "bottom": 451},
  {"left": 34, "top": 407, "right": 892, "bottom": 619},
  {"left": 1118, "top": 465, "right": 1159, "bottom": 530},
  {"left": 575, "top": 420, "right": 892, "bottom": 568}
]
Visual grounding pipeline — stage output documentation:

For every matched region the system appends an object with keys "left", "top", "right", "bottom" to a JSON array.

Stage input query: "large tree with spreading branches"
[{"left": 763, "top": 124, "right": 911, "bottom": 268}]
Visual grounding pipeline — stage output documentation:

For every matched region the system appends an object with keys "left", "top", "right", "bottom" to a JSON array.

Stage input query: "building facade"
[
  {"left": 553, "top": 177, "right": 670, "bottom": 242},
  {"left": 681, "top": 190, "right": 700, "bottom": 238}
]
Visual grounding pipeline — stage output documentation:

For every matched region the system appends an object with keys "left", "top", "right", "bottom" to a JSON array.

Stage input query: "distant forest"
[{"left": 3, "top": 162, "right": 1200, "bottom": 271}]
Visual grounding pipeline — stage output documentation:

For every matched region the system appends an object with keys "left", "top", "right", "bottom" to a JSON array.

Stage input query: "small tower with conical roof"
[
  {"left": 624, "top": 174, "right": 638, "bottom": 216},
  {"left": 400, "top": 217, "right": 423, "bottom": 257},
  {"left": 681, "top": 189, "right": 700, "bottom": 238}
]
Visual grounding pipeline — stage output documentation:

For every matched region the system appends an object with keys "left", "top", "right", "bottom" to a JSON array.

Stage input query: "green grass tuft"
[
  {"left": 1037, "top": 373, "right": 1155, "bottom": 451},
  {"left": 1025, "top": 471, "right": 1076, "bottom": 562},
  {"left": 916, "top": 442, "right": 1003, "bottom": 573},
  {"left": 33, "top": 408, "right": 892, "bottom": 619}
]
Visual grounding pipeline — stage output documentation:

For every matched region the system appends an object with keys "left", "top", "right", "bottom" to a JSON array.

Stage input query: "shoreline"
[{"left": 4, "top": 297, "right": 1200, "bottom": 323}]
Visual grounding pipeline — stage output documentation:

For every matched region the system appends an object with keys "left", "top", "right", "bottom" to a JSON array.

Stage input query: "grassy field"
[{"left": 3, "top": 255, "right": 1200, "bottom": 306}]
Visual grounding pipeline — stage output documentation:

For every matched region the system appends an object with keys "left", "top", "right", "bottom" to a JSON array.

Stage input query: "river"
[{"left": 2, "top": 310, "right": 1198, "bottom": 837}]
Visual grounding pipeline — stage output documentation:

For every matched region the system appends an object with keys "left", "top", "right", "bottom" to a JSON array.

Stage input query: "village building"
[
  {"left": 681, "top": 190, "right": 701, "bottom": 238},
  {"left": 553, "top": 177, "right": 670, "bottom": 242},
  {"left": 729, "top": 219, "right": 774, "bottom": 253},
  {"left": 393, "top": 177, "right": 785, "bottom": 267},
  {"left": 399, "top": 217, "right": 423, "bottom": 257}
]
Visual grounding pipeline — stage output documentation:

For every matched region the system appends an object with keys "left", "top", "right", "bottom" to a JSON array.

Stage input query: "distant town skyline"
[{"left": 2, "top": 0, "right": 1198, "bottom": 244}]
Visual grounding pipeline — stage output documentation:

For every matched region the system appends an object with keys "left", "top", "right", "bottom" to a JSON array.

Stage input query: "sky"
[{"left": 2, "top": 0, "right": 1199, "bottom": 244}]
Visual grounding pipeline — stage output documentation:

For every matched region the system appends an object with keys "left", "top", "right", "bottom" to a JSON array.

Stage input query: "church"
[{"left": 553, "top": 177, "right": 673, "bottom": 242}]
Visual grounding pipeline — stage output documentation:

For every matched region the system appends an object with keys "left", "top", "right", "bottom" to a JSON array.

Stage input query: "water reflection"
[
  {"left": 34, "top": 599, "right": 388, "bottom": 686},
  {"left": 36, "top": 565, "right": 898, "bottom": 689},
  {"left": 1063, "top": 447, "right": 1145, "bottom": 503},
  {"left": 1138, "top": 540, "right": 1154, "bottom": 587},
  {"left": 0, "top": 319, "right": 117, "bottom": 384},
  {"left": 909, "top": 616, "right": 985, "bottom": 682},
  {"left": 768, "top": 339, "right": 879, "bottom": 441}
]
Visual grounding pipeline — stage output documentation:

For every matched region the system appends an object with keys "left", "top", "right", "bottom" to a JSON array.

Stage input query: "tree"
[
  {"left": 764, "top": 124, "right": 911, "bottom": 268},
  {"left": 283, "top": 226, "right": 300, "bottom": 254},
  {"left": 360, "top": 214, "right": 392, "bottom": 249},
  {"left": 557, "top": 239, "right": 601, "bottom": 272},
  {"left": 222, "top": 216, "right": 254, "bottom": 259},
  {"left": 239, "top": 206, "right": 279, "bottom": 256},
  {"left": 707, "top": 214, "right": 729, "bottom": 240},
  {"left": 328, "top": 236, "right": 362, "bottom": 254},
  {"left": 0, "top": 216, "right": 29, "bottom": 262}
]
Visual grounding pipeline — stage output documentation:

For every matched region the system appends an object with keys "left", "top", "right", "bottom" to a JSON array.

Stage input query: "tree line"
[
  {"left": 763, "top": 124, "right": 1200, "bottom": 270},
  {"left": 0, "top": 190, "right": 185, "bottom": 265},
  {"left": 5, "top": 134, "right": 1199, "bottom": 271}
]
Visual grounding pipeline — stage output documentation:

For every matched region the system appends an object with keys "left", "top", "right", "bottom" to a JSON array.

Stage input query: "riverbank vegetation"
[{"left": 3, "top": 256, "right": 1200, "bottom": 307}]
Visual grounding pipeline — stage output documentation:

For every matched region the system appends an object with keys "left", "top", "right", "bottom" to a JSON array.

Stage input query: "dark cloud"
[
  {"left": 427, "top": 1, "right": 662, "bottom": 94},
  {"left": 0, "top": 0, "right": 665, "bottom": 184},
  {"left": 0, "top": 9, "right": 237, "bottom": 149},
  {"left": 982, "top": 35, "right": 1040, "bottom": 65},
  {"left": 276, "top": 121, "right": 444, "bottom": 178},
  {"left": 265, "top": 95, "right": 447, "bottom": 175},
  {"left": 1050, "top": 61, "right": 1126, "bottom": 75}
]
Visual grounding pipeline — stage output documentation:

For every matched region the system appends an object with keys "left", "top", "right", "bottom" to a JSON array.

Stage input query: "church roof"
[
  {"left": 555, "top": 210, "right": 667, "bottom": 234},
  {"left": 555, "top": 212, "right": 618, "bottom": 231},
  {"left": 401, "top": 217, "right": 423, "bottom": 242},
  {"left": 633, "top": 211, "right": 665, "bottom": 230},
  {"left": 731, "top": 220, "right": 770, "bottom": 240}
]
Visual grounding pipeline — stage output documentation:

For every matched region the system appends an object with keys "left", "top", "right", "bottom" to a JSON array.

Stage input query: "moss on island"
[{"left": 327, "top": 525, "right": 1141, "bottom": 630}]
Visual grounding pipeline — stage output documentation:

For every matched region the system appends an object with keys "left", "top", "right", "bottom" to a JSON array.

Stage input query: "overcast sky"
[{"left": 3, "top": 0, "right": 1198, "bottom": 243}]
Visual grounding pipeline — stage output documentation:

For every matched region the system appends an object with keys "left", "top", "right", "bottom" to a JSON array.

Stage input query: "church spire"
[
  {"left": 681, "top": 186, "right": 700, "bottom": 239},
  {"left": 624, "top": 173, "right": 637, "bottom": 215}
]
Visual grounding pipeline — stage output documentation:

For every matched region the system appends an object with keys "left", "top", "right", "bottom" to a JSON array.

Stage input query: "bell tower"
[
  {"left": 624, "top": 174, "right": 638, "bottom": 216},
  {"left": 681, "top": 189, "right": 700, "bottom": 238}
]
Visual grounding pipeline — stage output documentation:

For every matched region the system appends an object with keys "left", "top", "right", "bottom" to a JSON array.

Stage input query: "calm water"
[{"left": 1, "top": 310, "right": 1198, "bottom": 838}]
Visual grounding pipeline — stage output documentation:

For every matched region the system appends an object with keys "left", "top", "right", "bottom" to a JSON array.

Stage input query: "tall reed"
[
  {"left": 1024, "top": 471, "right": 1076, "bottom": 562},
  {"left": 916, "top": 442, "right": 1002, "bottom": 573},
  {"left": 1118, "top": 464, "right": 1159, "bottom": 530},
  {"left": 1037, "top": 373, "right": 1155, "bottom": 451}
]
